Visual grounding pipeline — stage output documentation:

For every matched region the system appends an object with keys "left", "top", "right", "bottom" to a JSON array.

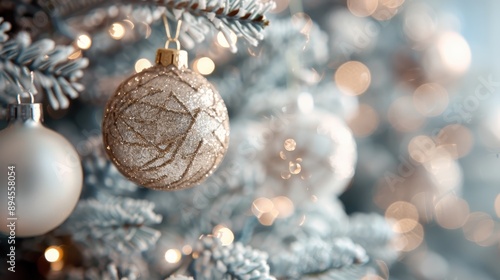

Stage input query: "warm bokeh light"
[
  {"left": 463, "top": 212, "right": 495, "bottom": 244},
  {"left": 437, "top": 32, "right": 471, "bottom": 74},
  {"left": 347, "top": 104, "right": 379, "bottom": 137},
  {"left": 435, "top": 124, "right": 474, "bottom": 158},
  {"left": 410, "top": 192, "right": 435, "bottom": 223},
  {"left": 380, "top": 0, "right": 405, "bottom": 8},
  {"left": 495, "top": 195, "right": 500, "bottom": 218},
  {"left": 194, "top": 57, "right": 215, "bottom": 75},
  {"left": 164, "top": 249, "right": 182, "bottom": 263},
  {"left": 434, "top": 194, "right": 470, "bottom": 229},
  {"left": 388, "top": 96, "right": 425, "bottom": 132},
  {"left": 404, "top": 3, "right": 436, "bottom": 42},
  {"left": 371, "top": 0, "right": 400, "bottom": 21},
  {"left": 217, "top": 31, "right": 238, "bottom": 48},
  {"left": 50, "top": 260, "right": 64, "bottom": 271},
  {"left": 347, "top": 0, "right": 378, "bottom": 17},
  {"left": 252, "top": 197, "right": 274, "bottom": 217},
  {"left": 413, "top": 83, "right": 449, "bottom": 117},
  {"left": 424, "top": 151, "right": 462, "bottom": 195},
  {"left": 297, "top": 92, "right": 314, "bottom": 113},
  {"left": 394, "top": 222, "right": 424, "bottom": 252},
  {"left": 44, "top": 246, "right": 63, "bottom": 263},
  {"left": 272, "top": 196, "right": 295, "bottom": 218},
  {"left": 284, "top": 139, "right": 297, "bottom": 151},
  {"left": 385, "top": 201, "right": 419, "bottom": 221},
  {"left": 270, "top": 0, "right": 290, "bottom": 14},
  {"left": 291, "top": 13, "right": 313, "bottom": 35},
  {"left": 68, "top": 50, "right": 82, "bottom": 60},
  {"left": 76, "top": 34, "right": 92, "bottom": 49},
  {"left": 109, "top": 22, "right": 126, "bottom": 39},
  {"left": 258, "top": 210, "right": 279, "bottom": 226},
  {"left": 408, "top": 135, "right": 435, "bottom": 163},
  {"left": 134, "top": 58, "right": 152, "bottom": 73},
  {"left": 213, "top": 225, "right": 235, "bottom": 246},
  {"left": 335, "top": 61, "right": 371, "bottom": 96},
  {"left": 181, "top": 245, "right": 192, "bottom": 255}
]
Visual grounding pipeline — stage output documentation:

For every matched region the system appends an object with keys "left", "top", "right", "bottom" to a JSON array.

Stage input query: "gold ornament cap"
[{"left": 156, "top": 48, "right": 188, "bottom": 69}]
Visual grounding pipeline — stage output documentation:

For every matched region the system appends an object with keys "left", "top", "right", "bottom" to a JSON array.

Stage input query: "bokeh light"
[
  {"left": 347, "top": 0, "right": 378, "bottom": 17},
  {"left": 404, "top": 3, "right": 436, "bottom": 42},
  {"left": 213, "top": 225, "right": 235, "bottom": 246},
  {"left": 181, "top": 245, "right": 192, "bottom": 255},
  {"left": 413, "top": 83, "right": 449, "bottom": 117},
  {"left": 434, "top": 194, "right": 470, "bottom": 229},
  {"left": 109, "top": 22, "right": 126, "bottom": 39},
  {"left": 371, "top": 0, "right": 401, "bottom": 21},
  {"left": 271, "top": 0, "right": 290, "bottom": 14},
  {"left": 335, "top": 61, "right": 371, "bottom": 95},
  {"left": 393, "top": 222, "right": 424, "bottom": 252},
  {"left": 217, "top": 31, "right": 238, "bottom": 48},
  {"left": 435, "top": 124, "right": 474, "bottom": 158},
  {"left": 44, "top": 246, "right": 63, "bottom": 263},
  {"left": 164, "top": 249, "right": 182, "bottom": 263},
  {"left": 408, "top": 135, "right": 435, "bottom": 163},
  {"left": 437, "top": 32, "right": 471, "bottom": 74},
  {"left": 463, "top": 212, "right": 495, "bottom": 244},
  {"left": 272, "top": 196, "right": 295, "bottom": 218},
  {"left": 495, "top": 195, "right": 500, "bottom": 218},
  {"left": 388, "top": 96, "right": 425, "bottom": 132},
  {"left": 291, "top": 13, "right": 313, "bottom": 35},
  {"left": 134, "top": 58, "right": 152, "bottom": 73},
  {"left": 347, "top": 103, "right": 379, "bottom": 137},
  {"left": 193, "top": 57, "right": 215, "bottom": 75},
  {"left": 385, "top": 201, "right": 419, "bottom": 233},
  {"left": 76, "top": 34, "right": 92, "bottom": 49}
]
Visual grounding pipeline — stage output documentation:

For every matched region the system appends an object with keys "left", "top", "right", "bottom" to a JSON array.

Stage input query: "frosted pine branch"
[
  {"left": 59, "top": 197, "right": 162, "bottom": 256},
  {"left": 158, "top": 0, "right": 275, "bottom": 52},
  {"left": 0, "top": 21, "right": 88, "bottom": 110},
  {"left": 41, "top": 0, "right": 275, "bottom": 52},
  {"left": 269, "top": 237, "right": 368, "bottom": 279},
  {"left": 193, "top": 236, "right": 276, "bottom": 280}
]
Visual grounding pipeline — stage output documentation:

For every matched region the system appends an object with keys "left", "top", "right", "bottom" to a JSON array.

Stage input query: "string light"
[
  {"left": 76, "top": 34, "right": 92, "bottom": 50},
  {"left": 193, "top": 57, "right": 215, "bottom": 75},
  {"left": 164, "top": 249, "right": 182, "bottom": 264},
  {"left": 109, "top": 22, "right": 126, "bottom": 40},
  {"left": 134, "top": 58, "right": 152, "bottom": 73},
  {"left": 216, "top": 31, "right": 237, "bottom": 48},
  {"left": 213, "top": 225, "right": 235, "bottom": 246},
  {"left": 44, "top": 246, "right": 63, "bottom": 263}
]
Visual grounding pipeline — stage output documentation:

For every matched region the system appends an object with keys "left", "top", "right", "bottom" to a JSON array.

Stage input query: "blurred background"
[{"left": 0, "top": 0, "right": 499, "bottom": 279}]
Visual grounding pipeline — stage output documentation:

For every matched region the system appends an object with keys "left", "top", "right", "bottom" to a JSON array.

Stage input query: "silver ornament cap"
[{"left": 8, "top": 103, "right": 43, "bottom": 124}]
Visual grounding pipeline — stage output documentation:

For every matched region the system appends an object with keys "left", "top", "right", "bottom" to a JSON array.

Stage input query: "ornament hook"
[
  {"left": 16, "top": 72, "right": 35, "bottom": 104},
  {"left": 162, "top": 14, "right": 182, "bottom": 50}
]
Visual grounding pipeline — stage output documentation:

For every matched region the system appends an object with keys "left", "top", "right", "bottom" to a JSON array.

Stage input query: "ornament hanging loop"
[
  {"left": 162, "top": 15, "right": 182, "bottom": 50},
  {"left": 16, "top": 72, "right": 35, "bottom": 104}
]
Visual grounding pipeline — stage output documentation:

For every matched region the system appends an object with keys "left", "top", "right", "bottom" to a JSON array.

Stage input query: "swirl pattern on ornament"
[{"left": 102, "top": 65, "right": 229, "bottom": 190}]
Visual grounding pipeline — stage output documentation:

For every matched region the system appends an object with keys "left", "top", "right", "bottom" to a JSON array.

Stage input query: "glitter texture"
[{"left": 102, "top": 64, "right": 229, "bottom": 191}]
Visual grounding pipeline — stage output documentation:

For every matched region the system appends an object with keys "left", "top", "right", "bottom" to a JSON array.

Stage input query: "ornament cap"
[
  {"left": 8, "top": 103, "right": 44, "bottom": 124},
  {"left": 156, "top": 48, "right": 188, "bottom": 69}
]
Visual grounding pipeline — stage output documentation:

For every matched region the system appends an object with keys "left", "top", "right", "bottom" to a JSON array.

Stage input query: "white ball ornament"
[{"left": 0, "top": 102, "right": 83, "bottom": 237}]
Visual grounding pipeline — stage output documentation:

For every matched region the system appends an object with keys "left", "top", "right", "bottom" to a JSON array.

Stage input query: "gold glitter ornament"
[{"left": 102, "top": 23, "right": 229, "bottom": 191}]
